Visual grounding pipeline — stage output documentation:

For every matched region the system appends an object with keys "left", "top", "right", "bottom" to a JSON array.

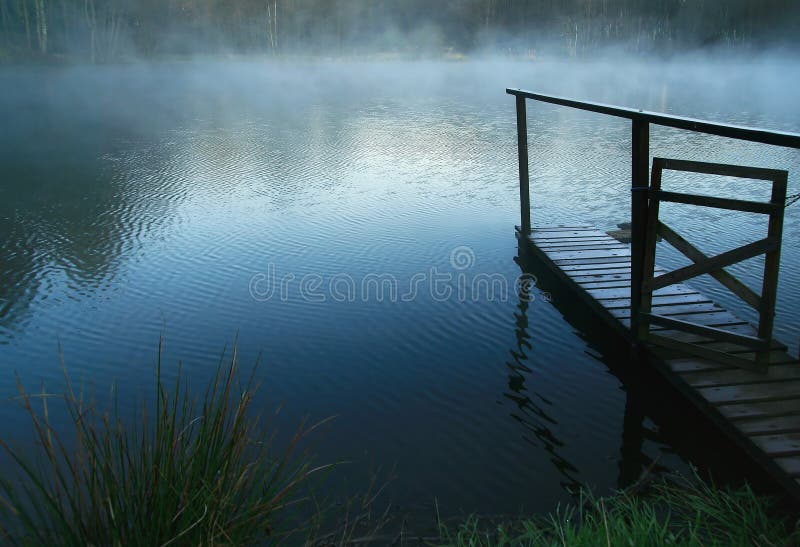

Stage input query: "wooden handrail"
[
  {"left": 510, "top": 88, "right": 797, "bottom": 359},
  {"left": 506, "top": 89, "right": 800, "bottom": 149}
]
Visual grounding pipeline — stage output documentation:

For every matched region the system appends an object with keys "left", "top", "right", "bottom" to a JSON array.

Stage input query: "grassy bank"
[
  {"left": 434, "top": 478, "right": 799, "bottom": 546},
  {"left": 0, "top": 346, "right": 797, "bottom": 545}
]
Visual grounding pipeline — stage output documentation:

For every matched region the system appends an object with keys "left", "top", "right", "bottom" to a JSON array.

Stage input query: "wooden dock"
[
  {"left": 518, "top": 224, "right": 800, "bottom": 499},
  {"left": 506, "top": 88, "right": 800, "bottom": 500}
]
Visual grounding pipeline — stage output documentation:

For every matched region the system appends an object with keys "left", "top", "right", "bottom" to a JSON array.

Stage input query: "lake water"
[{"left": 1, "top": 57, "right": 799, "bottom": 525}]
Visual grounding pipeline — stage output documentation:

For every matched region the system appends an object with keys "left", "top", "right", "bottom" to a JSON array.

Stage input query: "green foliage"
[
  {"left": 434, "top": 476, "right": 799, "bottom": 547},
  {"left": 0, "top": 342, "right": 329, "bottom": 546}
]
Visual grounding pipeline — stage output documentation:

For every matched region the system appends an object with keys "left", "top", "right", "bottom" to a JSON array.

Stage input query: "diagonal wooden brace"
[{"left": 646, "top": 222, "right": 769, "bottom": 310}]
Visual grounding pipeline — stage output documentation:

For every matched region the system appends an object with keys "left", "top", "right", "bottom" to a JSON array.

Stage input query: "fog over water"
[
  {"left": 1, "top": 52, "right": 799, "bottom": 523},
  {"left": 2, "top": 0, "right": 798, "bottom": 61}
]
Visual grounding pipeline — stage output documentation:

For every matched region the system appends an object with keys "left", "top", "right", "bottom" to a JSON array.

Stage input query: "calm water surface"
[{"left": 1, "top": 58, "right": 799, "bottom": 522}]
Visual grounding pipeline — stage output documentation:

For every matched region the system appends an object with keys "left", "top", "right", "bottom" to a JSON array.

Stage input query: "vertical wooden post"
[
  {"left": 639, "top": 157, "right": 663, "bottom": 342},
  {"left": 756, "top": 172, "right": 787, "bottom": 367},
  {"left": 630, "top": 119, "right": 650, "bottom": 337},
  {"left": 516, "top": 95, "right": 531, "bottom": 235}
]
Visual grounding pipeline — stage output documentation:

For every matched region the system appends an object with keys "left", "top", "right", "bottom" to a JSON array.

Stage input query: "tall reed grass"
[{"left": 0, "top": 342, "right": 330, "bottom": 545}]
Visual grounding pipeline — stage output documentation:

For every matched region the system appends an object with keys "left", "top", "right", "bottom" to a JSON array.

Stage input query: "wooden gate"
[{"left": 638, "top": 158, "right": 788, "bottom": 371}]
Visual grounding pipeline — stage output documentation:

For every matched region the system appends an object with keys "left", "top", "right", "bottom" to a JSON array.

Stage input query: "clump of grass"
[
  {"left": 434, "top": 475, "right": 799, "bottom": 546},
  {"left": 304, "top": 466, "right": 398, "bottom": 545},
  {"left": 0, "top": 341, "right": 330, "bottom": 545}
]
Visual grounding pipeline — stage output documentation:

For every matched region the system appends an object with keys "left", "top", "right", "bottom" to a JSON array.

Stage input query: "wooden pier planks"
[{"left": 521, "top": 225, "right": 800, "bottom": 496}]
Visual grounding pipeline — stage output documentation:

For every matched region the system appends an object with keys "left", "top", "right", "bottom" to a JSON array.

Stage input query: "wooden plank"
[
  {"left": 726, "top": 351, "right": 798, "bottom": 365},
  {"left": 567, "top": 270, "right": 633, "bottom": 281},
  {"left": 736, "top": 416, "right": 800, "bottom": 436},
  {"left": 664, "top": 356, "right": 789, "bottom": 373},
  {"left": 532, "top": 233, "right": 611, "bottom": 241},
  {"left": 554, "top": 256, "right": 631, "bottom": 266},
  {"left": 534, "top": 232, "right": 615, "bottom": 239},
  {"left": 654, "top": 322, "right": 761, "bottom": 339},
  {"left": 750, "top": 434, "right": 800, "bottom": 457},
  {"left": 645, "top": 326, "right": 789, "bottom": 358},
  {"left": 533, "top": 224, "right": 597, "bottom": 232},
  {"left": 657, "top": 158, "right": 787, "bottom": 181},
  {"left": 621, "top": 316, "right": 749, "bottom": 330},
  {"left": 559, "top": 262, "right": 633, "bottom": 273},
  {"left": 668, "top": 353, "right": 795, "bottom": 374},
  {"left": 652, "top": 190, "right": 779, "bottom": 215},
  {"left": 548, "top": 248, "right": 631, "bottom": 261},
  {"left": 536, "top": 237, "right": 620, "bottom": 246},
  {"left": 540, "top": 243, "right": 629, "bottom": 253},
  {"left": 578, "top": 280, "right": 631, "bottom": 290},
  {"left": 542, "top": 244, "right": 630, "bottom": 253},
  {"left": 668, "top": 358, "right": 732, "bottom": 373},
  {"left": 590, "top": 285, "right": 697, "bottom": 301},
  {"left": 650, "top": 345, "right": 695, "bottom": 362},
  {"left": 647, "top": 323, "right": 750, "bottom": 337},
  {"left": 527, "top": 233, "right": 603, "bottom": 242},
  {"left": 718, "top": 400, "right": 800, "bottom": 420},
  {"left": 573, "top": 272, "right": 632, "bottom": 283},
  {"left": 611, "top": 302, "right": 723, "bottom": 320},
  {"left": 774, "top": 457, "right": 800, "bottom": 476},
  {"left": 531, "top": 229, "right": 602, "bottom": 238},
  {"left": 703, "top": 339, "right": 789, "bottom": 354},
  {"left": 700, "top": 381, "right": 800, "bottom": 405},
  {"left": 655, "top": 310, "right": 747, "bottom": 327},
  {"left": 680, "top": 365, "right": 800, "bottom": 388},
  {"left": 648, "top": 334, "right": 762, "bottom": 372},
  {"left": 602, "top": 293, "right": 713, "bottom": 311},
  {"left": 645, "top": 313, "right": 768, "bottom": 349},
  {"left": 536, "top": 232, "right": 619, "bottom": 239},
  {"left": 539, "top": 245, "right": 627, "bottom": 253}
]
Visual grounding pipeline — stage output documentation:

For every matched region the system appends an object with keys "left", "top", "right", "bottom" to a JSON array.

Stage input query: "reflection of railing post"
[
  {"left": 516, "top": 95, "right": 531, "bottom": 235},
  {"left": 630, "top": 119, "right": 650, "bottom": 338}
]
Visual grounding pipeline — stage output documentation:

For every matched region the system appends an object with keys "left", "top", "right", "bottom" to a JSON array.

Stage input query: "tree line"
[{"left": 1, "top": 0, "right": 798, "bottom": 61}]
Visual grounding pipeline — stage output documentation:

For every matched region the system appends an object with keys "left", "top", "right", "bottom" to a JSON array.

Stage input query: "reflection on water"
[
  {"left": 503, "top": 274, "right": 583, "bottom": 494},
  {"left": 0, "top": 59, "right": 799, "bottom": 518}
]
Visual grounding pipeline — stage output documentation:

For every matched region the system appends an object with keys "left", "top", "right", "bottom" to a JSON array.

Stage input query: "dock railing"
[{"left": 508, "top": 88, "right": 800, "bottom": 366}]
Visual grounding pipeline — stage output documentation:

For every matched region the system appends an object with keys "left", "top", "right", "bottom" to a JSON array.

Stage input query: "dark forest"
[{"left": 1, "top": 0, "right": 799, "bottom": 62}]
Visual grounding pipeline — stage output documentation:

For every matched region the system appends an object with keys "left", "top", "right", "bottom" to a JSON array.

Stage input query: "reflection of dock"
[
  {"left": 508, "top": 89, "right": 800, "bottom": 500},
  {"left": 503, "top": 283, "right": 584, "bottom": 494}
]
